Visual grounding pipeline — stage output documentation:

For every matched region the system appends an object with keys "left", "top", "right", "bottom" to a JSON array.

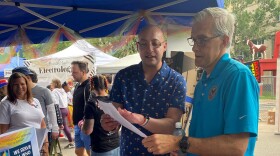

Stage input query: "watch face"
[{"left": 179, "top": 136, "right": 189, "bottom": 153}]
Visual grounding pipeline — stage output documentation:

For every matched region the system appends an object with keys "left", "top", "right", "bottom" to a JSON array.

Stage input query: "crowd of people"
[{"left": 0, "top": 7, "right": 259, "bottom": 156}]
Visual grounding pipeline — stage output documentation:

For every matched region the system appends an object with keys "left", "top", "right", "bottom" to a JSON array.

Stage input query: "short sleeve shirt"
[
  {"left": 0, "top": 98, "right": 45, "bottom": 132},
  {"left": 73, "top": 79, "right": 90, "bottom": 125},
  {"left": 84, "top": 95, "right": 119, "bottom": 153},
  {"left": 32, "top": 85, "right": 53, "bottom": 115},
  {"left": 110, "top": 61, "right": 186, "bottom": 156},
  {"left": 189, "top": 53, "right": 259, "bottom": 156}
]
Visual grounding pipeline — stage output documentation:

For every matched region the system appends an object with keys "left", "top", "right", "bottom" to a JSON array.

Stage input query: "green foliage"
[
  {"left": 259, "top": 93, "right": 276, "bottom": 99},
  {"left": 32, "top": 41, "right": 72, "bottom": 55},
  {"left": 111, "top": 37, "right": 138, "bottom": 58},
  {"left": 56, "top": 41, "right": 72, "bottom": 51},
  {"left": 225, "top": 0, "right": 280, "bottom": 61},
  {"left": 31, "top": 36, "right": 137, "bottom": 59},
  {"left": 86, "top": 36, "right": 138, "bottom": 58}
]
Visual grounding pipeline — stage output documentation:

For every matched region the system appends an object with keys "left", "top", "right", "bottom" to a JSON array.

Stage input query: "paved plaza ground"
[
  {"left": 255, "top": 122, "right": 280, "bottom": 156},
  {"left": 58, "top": 122, "right": 280, "bottom": 156},
  {"left": 58, "top": 99, "right": 280, "bottom": 155}
]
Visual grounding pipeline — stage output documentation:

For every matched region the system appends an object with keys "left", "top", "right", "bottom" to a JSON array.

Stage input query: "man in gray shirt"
[{"left": 12, "top": 67, "right": 59, "bottom": 148}]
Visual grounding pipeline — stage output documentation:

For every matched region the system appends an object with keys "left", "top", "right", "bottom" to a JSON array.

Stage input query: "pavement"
[
  {"left": 56, "top": 132, "right": 75, "bottom": 155},
  {"left": 255, "top": 122, "right": 280, "bottom": 156},
  {"left": 57, "top": 122, "right": 280, "bottom": 156},
  {"left": 58, "top": 100, "right": 279, "bottom": 155}
]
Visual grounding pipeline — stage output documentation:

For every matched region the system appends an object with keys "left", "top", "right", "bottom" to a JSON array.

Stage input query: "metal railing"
[{"left": 259, "top": 76, "right": 276, "bottom": 122}]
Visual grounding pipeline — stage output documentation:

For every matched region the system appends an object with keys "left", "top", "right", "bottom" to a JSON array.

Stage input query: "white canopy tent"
[
  {"left": 25, "top": 40, "right": 118, "bottom": 86},
  {"left": 97, "top": 53, "right": 141, "bottom": 74},
  {"left": 30, "top": 40, "right": 118, "bottom": 66}
]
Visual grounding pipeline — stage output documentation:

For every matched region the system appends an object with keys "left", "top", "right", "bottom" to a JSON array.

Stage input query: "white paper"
[
  {"left": 36, "top": 128, "right": 48, "bottom": 149},
  {"left": 98, "top": 100, "right": 147, "bottom": 137}
]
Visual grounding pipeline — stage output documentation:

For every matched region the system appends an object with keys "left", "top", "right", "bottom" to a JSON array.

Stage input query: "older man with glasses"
[
  {"left": 142, "top": 7, "right": 259, "bottom": 156},
  {"left": 100, "top": 25, "right": 187, "bottom": 156}
]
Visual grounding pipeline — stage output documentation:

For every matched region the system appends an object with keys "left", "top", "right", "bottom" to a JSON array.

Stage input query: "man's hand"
[
  {"left": 100, "top": 114, "right": 120, "bottom": 131},
  {"left": 78, "top": 120, "right": 84, "bottom": 129},
  {"left": 51, "top": 132, "right": 59, "bottom": 140},
  {"left": 118, "top": 108, "right": 145, "bottom": 125},
  {"left": 142, "top": 134, "right": 182, "bottom": 155}
]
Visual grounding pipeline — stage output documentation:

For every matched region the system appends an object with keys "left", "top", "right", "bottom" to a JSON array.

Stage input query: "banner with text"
[
  {"left": 0, "top": 127, "right": 40, "bottom": 156},
  {"left": 24, "top": 55, "right": 95, "bottom": 87}
]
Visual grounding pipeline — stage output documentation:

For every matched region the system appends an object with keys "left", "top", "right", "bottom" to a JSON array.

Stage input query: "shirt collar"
[
  {"left": 137, "top": 61, "right": 170, "bottom": 84},
  {"left": 79, "top": 79, "right": 89, "bottom": 87},
  {"left": 201, "top": 53, "right": 230, "bottom": 80},
  {"left": 158, "top": 61, "right": 170, "bottom": 78}
]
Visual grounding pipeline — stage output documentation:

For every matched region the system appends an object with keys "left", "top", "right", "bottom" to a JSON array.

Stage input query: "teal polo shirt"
[{"left": 189, "top": 53, "right": 259, "bottom": 156}]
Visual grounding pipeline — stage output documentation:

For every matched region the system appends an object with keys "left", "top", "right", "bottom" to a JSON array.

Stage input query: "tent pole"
[
  {"left": 0, "top": 27, "right": 17, "bottom": 35},
  {"left": 150, "top": 12, "right": 195, "bottom": 16},
  {"left": 0, "top": 10, "right": 71, "bottom": 35},
  {"left": 25, "top": 27, "right": 56, "bottom": 32},
  {"left": 80, "top": 0, "right": 189, "bottom": 34},
  {"left": 18, "top": 5, "right": 63, "bottom": 28},
  {"left": 22, "top": 10, "right": 72, "bottom": 27},
  {"left": 0, "top": 24, "right": 17, "bottom": 28},
  {"left": 147, "top": 0, "right": 188, "bottom": 12},
  {"left": 79, "top": 15, "right": 133, "bottom": 33}
]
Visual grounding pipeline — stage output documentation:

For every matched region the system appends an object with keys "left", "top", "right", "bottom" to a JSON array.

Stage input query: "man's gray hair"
[{"left": 193, "top": 7, "right": 235, "bottom": 49}]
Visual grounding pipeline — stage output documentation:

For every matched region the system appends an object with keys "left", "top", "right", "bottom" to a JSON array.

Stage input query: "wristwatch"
[{"left": 179, "top": 136, "right": 190, "bottom": 153}]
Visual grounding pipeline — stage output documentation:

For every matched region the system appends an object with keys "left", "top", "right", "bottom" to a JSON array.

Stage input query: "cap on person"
[
  {"left": 0, "top": 79, "right": 8, "bottom": 88},
  {"left": 12, "top": 67, "right": 33, "bottom": 76}
]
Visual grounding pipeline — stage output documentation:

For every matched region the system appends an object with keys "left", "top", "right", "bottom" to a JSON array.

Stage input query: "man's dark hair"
[
  {"left": 29, "top": 69, "right": 38, "bottom": 83},
  {"left": 71, "top": 61, "right": 89, "bottom": 73}
]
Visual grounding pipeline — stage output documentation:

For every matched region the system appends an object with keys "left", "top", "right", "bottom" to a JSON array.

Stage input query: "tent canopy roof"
[
  {"left": 28, "top": 40, "right": 118, "bottom": 66},
  {"left": 97, "top": 53, "right": 141, "bottom": 74},
  {"left": 0, "top": 0, "right": 224, "bottom": 44}
]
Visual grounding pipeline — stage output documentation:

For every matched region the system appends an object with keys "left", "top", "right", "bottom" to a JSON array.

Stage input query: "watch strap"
[{"left": 179, "top": 135, "right": 190, "bottom": 153}]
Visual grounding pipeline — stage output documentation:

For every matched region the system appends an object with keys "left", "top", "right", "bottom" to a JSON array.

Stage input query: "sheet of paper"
[
  {"left": 98, "top": 100, "right": 147, "bottom": 138},
  {"left": 36, "top": 128, "right": 48, "bottom": 149}
]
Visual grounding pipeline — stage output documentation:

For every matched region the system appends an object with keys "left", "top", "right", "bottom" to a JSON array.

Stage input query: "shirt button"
[
  {"left": 204, "top": 84, "right": 207, "bottom": 87},
  {"left": 202, "top": 93, "right": 204, "bottom": 96}
]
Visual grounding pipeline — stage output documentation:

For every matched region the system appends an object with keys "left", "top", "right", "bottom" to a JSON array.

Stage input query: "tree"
[
  {"left": 225, "top": 0, "right": 280, "bottom": 61},
  {"left": 86, "top": 36, "right": 138, "bottom": 58}
]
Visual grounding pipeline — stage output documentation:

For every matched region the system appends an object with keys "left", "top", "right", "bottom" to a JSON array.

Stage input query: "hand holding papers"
[{"left": 98, "top": 100, "right": 147, "bottom": 137}]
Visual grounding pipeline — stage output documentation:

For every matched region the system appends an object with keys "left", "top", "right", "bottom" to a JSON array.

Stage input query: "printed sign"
[
  {"left": 9, "top": 142, "right": 33, "bottom": 156},
  {"left": 0, "top": 127, "right": 46, "bottom": 156},
  {"left": 24, "top": 55, "right": 95, "bottom": 87},
  {"left": 4, "top": 69, "right": 12, "bottom": 78},
  {"left": 244, "top": 60, "right": 261, "bottom": 83}
]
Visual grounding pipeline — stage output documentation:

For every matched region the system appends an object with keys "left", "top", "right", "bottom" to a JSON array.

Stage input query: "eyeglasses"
[
  {"left": 137, "top": 40, "right": 165, "bottom": 49},
  {"left": 187, "top": 35, "right": 221, "bottom": 47}
]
